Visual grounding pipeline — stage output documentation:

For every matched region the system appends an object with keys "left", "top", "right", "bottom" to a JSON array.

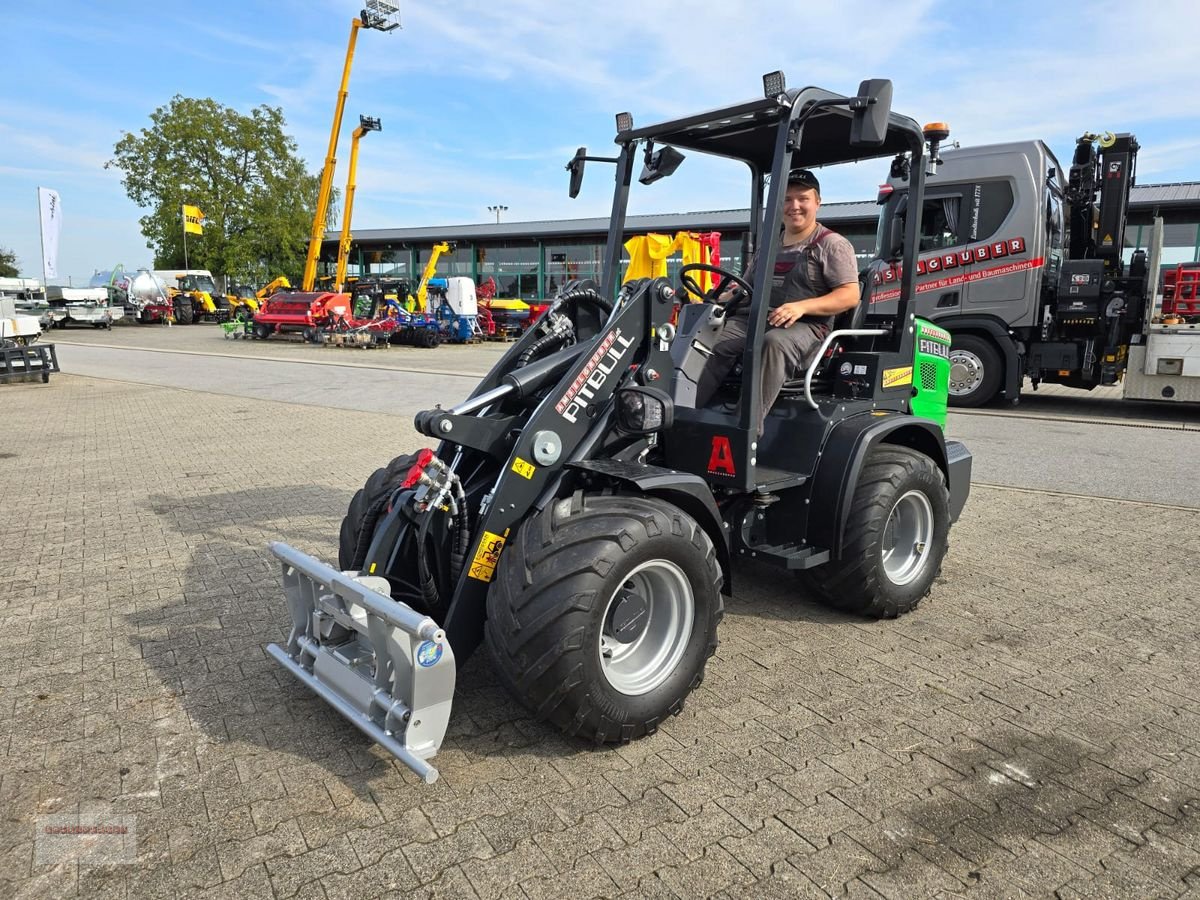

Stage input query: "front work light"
[
  {"left": 616, "top": 386, "right": 674, "bottom": 434},
  {"left": 615, "top": 111, "right": 634, "bottom": 133},
  {"left": 762, "top": 70, "right": 787, "bottom": 99}
]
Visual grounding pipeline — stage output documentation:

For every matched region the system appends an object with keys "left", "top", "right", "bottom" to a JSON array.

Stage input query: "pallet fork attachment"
[{"left": 265, "top": 541, "right": 455, "bottom": 783}]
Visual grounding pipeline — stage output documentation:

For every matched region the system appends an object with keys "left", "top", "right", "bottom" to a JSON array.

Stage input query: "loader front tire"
[
  {"left": 797, "top": 446, "right": 949, "bottom": 618},
  {"left": 338, "top": 452, "right": 422, "bottom": 572},
  {"left": 486, "top": 492, "right": 723, "bottom": 743}
]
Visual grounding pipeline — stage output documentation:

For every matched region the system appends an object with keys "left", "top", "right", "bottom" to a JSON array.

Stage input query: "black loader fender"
[
  {"left": 566, "top": 459, "right": 733, "bottom": 596},
  {"left": 807, "top": 413, "right": 972, "bottom": 560}
]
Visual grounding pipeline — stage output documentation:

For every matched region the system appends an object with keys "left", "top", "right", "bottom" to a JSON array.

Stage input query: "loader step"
[
  {"left": 752, "top": 466, "right": 808, "bottom": 493},
  {"left": 741, "top": 541, "right": 830, "bottom": 570}
]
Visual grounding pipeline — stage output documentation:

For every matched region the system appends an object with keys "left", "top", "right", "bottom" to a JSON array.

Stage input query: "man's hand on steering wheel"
[{"left": 678, "top": 263, "right": 753, "bottom": 313}]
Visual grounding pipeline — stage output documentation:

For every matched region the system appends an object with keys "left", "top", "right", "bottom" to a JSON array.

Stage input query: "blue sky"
[{"left": 1, "top": 0, "right": 1197, "bottom": 286}]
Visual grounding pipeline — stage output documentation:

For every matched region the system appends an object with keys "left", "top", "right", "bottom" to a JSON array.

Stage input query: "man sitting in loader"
[{"left": 694, "top": 168, "right": 861, "bottom": 431}]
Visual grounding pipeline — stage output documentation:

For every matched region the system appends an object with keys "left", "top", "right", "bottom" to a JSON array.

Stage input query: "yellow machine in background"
[
  {"left": 225, "top": 282, "right": 260, "bottom": 318},
  {"left": 334, "top": 115, "right": 382, "bottom": 293},
  {"left": 257, "top": 275, "right": 292, "bottom": 303},
  {"left": 301, "top": 2, "right": 401, "bottom": 292},
  {"left": 623, "top": 231, "right": 722, "bottom": 299},
  {"left": 410, "top": 241, "right": 452, "bottom": 312},
  {"left": 155, "top": 270, "right": 221, "bottom": 324}
]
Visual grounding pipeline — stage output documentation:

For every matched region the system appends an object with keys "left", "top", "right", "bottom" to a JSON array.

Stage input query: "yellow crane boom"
[
  {"left": 300, "top": 3, "right": 401, "bottom": 292},
  {"left": 414, "top": 242, "right": 453, "bottom": 312},
  {"left": 335, "top": 115, "right": 382, "bottom": 293}
]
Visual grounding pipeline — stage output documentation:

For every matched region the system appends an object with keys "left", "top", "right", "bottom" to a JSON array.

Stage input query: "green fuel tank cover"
[{"left": 911, "top": 318, "right": 951, "bottom": 428}]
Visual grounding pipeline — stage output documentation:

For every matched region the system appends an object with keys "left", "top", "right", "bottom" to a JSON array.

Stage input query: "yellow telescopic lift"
[
  {"left": 335, "top": 115, "right": 382, "bottom": 293},
  {"left": 301, "top": 1, "right": 401, "bottom": 292}
]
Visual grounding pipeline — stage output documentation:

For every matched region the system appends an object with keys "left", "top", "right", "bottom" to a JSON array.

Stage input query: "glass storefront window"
[
  {"left": 544, "top": 242, "right": 603, "bottom": 292},
  {"left": 478, "top": 241, "right": 540, "bottom": 299},
  {"left": 417, "top": 243, "right": 473, "bottom": 276}
]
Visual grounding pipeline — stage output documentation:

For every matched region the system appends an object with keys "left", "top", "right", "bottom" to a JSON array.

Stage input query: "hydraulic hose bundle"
[
  {"left": 400, "top": 451, "right": 470, "bottom": 612},
  {"left": 515, "top": 285, "right": 614, "bottom": 368}
]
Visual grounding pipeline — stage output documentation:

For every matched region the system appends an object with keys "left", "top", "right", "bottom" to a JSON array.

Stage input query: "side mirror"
[
  {"left": 850, "top": 78, "right": 893, "bottom": 147},
  {"left": 567, "top": 147, "right": 587, "bottom": 199},
  {"left": 638, "top": 145, "right": 686, "bottom": 185}
]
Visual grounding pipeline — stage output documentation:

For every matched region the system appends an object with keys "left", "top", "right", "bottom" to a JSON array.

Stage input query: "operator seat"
[{"left": 777, "top": 259, "right": 887, "bottom": 398}]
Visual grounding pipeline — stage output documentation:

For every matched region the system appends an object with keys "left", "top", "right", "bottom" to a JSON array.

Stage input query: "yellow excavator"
[
  {"left": 256, "top": 275, "right": 292, "bottom": 304},
  {"left": 300, "top": 3, "right": 401, "bottom": 292},
  {"left": 334, "top": 115, "right": 382, "bottom": 293}
]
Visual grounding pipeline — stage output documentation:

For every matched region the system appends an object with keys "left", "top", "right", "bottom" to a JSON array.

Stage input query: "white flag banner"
[{"left": 38, "top": 187, "right": 62, "bottom": 281}]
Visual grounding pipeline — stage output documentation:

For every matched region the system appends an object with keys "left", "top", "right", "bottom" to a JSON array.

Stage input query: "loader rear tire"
[
  {"left": 485, "top": 492, "right": 723, "bottom": 743},
  {"left": 797, "top": 446, "right": 949, "bottom": 618},
  {"left": 174, "top": 299, "right": 194, "bottom": 325}
]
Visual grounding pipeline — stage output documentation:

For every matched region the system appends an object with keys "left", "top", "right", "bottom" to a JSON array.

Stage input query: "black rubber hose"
[
  {"left": 415, "top": 507, "right": 439, "bottom": 611},
  {"left": 448, "top": 479, "right": 470, "bottom": 583},
  {"left": 516, "top": 330, "right": 569, "bottom": 368},
  {"left": 514, "top": 287, "right": 613, "bottom": 368},
  {"left": 556, "top": 286, "right": 613, "bottom": 315}
]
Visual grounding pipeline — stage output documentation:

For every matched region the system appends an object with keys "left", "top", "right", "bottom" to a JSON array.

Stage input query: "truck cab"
[{"left": 875, "top": 140, "right": 1068, "bottom": 404}]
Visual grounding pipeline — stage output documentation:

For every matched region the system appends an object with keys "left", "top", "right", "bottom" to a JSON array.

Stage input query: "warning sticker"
[
  {"left": 511, "top": 457, "right": 536, "bottom": 479},
  {"left": 882, "top": 366, "right": 913, "bottom": 389},
  {"left": 468, "top": 531, "right": 506, "bottom": 582}
]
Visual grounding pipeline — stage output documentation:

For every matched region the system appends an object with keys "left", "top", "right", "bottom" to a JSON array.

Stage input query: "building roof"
[
  {"left": 326, "top": 184, "right": 1200, "bottom": 245},
  {"left": 1128, "top": 182, "right": 1200, "bottom": 208}
]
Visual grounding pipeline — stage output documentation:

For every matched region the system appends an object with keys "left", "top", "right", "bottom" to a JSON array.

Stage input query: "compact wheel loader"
[{"left": 267, "top": 73, "right": 973, "bottom": 783}]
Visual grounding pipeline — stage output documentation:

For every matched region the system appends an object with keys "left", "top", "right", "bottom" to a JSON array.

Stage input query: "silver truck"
[{"left": 875, "top": 132, "right": 1199, "bottom": 405}]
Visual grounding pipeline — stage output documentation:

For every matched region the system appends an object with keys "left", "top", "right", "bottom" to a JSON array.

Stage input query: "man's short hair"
[{"left": 786, "top": 168, "right": 820, "bottom": 194}]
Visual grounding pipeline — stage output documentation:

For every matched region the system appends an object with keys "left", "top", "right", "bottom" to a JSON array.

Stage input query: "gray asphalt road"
[
  {"left": 946, "top": 412, "right": 1200, "bottom": 508},
  {"left": 56, "top": 343, "right": 1200, "bottom": 508},
  {"left": 57, "top": 343, "right": 483, "bottom": 419}
]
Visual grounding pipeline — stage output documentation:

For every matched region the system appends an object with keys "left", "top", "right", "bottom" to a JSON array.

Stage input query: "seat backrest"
[{"left": 836, "top": 262, "right": 884, "bottom": 332}]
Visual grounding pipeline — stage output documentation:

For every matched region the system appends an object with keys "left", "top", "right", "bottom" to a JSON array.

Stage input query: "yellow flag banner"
[{"left": 182, "top": 204, "right": 204, "bottom": 235}]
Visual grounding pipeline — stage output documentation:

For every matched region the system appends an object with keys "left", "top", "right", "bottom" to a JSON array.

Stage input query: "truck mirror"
[
  {"left": 567, "top": 147, "right": 587, "bottom": 199},
  {"left": 850, "top": 79, "right": 893, "bottom": 148},
  {"left": 886, "top": 194, "right": 907, "bottom": 260}
]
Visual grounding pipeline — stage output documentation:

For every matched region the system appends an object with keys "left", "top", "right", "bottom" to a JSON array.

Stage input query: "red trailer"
[
  {"left": 1162, "top": 263, "right": 1200, "bottom": 319},
  {"left": 251, "top": 291, "right": 355, "bottom": 341}
]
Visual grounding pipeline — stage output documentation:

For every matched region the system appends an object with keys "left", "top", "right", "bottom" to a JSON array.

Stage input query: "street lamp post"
[{"left": 487, "top": 205, "right": 508, "bottom": 224}]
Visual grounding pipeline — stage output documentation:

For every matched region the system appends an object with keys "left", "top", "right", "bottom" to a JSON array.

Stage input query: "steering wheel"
[{"left": 678, "top": 263, "right": 753, "bottom": 313}]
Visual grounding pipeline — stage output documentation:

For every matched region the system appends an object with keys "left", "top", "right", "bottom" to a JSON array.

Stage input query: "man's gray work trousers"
[{"left": 694, "top": 315, "right": 826, "bottom": 433}]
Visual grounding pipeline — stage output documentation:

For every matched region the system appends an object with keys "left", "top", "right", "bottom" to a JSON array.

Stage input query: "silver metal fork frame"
[
  {"left": 803, "top": 328, "right": 889, "bottom": 409},
  {"left": 266, "top": 541, "right": 456, "bottom": 784}
]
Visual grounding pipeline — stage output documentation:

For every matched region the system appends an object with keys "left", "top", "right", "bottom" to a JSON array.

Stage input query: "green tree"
[
  {"left": 0, "top": 247, "right": 18, "bottom": 278},
  {"left": 106, "top": 96, "right": 335, "bottom": 284}
]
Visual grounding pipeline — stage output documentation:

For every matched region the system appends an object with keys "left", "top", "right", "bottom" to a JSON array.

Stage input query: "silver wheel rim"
[
  {"left": 948, "top": 349, "right": 984, "bottom": 397},
  {"left": 882, "top": 490, "right": 934, "bottom": 586},
  {"left": 599, "top": 559, "right": 694, "bottom": 696}
]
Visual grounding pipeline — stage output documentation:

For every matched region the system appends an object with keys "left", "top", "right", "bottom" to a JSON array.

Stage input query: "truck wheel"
[
  {"left": 947, "top": 334, "right": 1001, "bottom": 407},
  {"left": 800, "top": 447, "right": 948, "bottom": 618},
  {"left": 485, "top": 492, "right": 723, "bottom": 743}
]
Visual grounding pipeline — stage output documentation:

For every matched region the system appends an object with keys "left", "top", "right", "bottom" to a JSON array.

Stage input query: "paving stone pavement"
[{"left": 2, "top": 374, "right": 1199, "bottom": 899}]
